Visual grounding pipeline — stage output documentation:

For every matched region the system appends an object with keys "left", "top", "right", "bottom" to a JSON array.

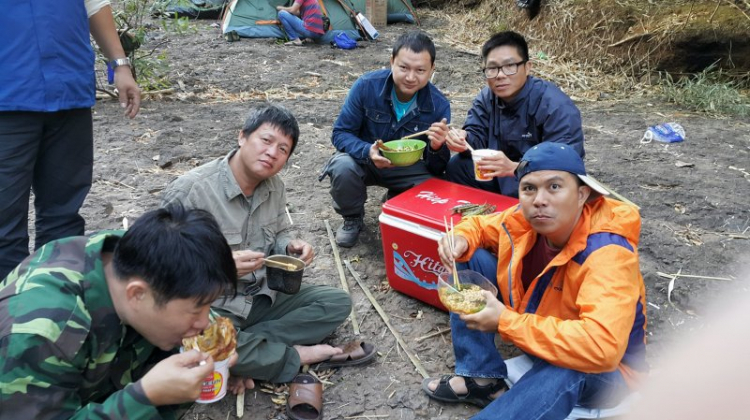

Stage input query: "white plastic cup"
[
  {"left": 196, "top": 356, "right": 230, "bottom": 404},
  {"left": 471, "top": 149, "right": 497, "bottom": 181}
]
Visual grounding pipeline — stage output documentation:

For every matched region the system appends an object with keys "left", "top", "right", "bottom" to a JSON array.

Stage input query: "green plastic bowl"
[{"left": 380, "top": 139, "right": 427, "bottom": 167}]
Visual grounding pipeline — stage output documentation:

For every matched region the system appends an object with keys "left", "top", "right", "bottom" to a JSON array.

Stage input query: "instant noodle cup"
[
  {"left": 471, "top": 149, "right": 497, "bottom": 181},
  {"left": 182, "top": 316, "right": 238, "bottom": 404},
  {"left": 196, "top": 356, "right": 230, "bottom": 404}
]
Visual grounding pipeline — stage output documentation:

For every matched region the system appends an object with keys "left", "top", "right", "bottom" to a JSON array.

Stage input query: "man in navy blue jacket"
[
  {"left": 445, "top": 31, "right": 584, "bottom": 198},
  {"left": 319, "top": 31, "right": 451, "bottom": 248},
  {"left": 0, "top": 0, "right": 141, "bottom": 279}
]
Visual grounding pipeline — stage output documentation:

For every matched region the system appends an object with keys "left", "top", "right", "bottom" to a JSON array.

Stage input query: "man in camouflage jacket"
[{"left": 0, "top": 206, "right": 237, "bottom": 419}]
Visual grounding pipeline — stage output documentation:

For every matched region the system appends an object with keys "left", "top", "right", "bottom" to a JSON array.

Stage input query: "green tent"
[{"left": 221, "top": 0, "right": 417, "bottom": 43}]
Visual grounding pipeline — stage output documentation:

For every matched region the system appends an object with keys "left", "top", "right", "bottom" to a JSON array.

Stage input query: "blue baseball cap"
[{"left": 515, "top": 142, "right": 609, "bottom": 197}]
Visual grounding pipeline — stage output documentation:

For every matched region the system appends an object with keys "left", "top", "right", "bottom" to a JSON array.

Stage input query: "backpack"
[{"left": 331, "top": 32, "right": 357, "bottom": 50}]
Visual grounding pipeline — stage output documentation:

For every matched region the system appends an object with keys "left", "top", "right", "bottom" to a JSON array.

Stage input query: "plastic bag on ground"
[{"left": 641, "top": 122, "right": 686, "bottom": 144}]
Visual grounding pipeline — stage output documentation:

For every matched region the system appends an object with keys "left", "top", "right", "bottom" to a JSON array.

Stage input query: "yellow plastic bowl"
[{"left": 380, "top": 139, "right": 427, "bottom": 167}]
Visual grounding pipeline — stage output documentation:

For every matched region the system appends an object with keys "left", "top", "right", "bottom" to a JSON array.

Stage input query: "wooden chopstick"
[
  {"left": 402, "top": 129, "right": 431, "bottom": 140},
  {"left": 450, "top": 128, "right": 474, "bottom": 152},
  {"left": 443, "top": 216, "right": 462, "bottom": 289},
  {"left": 449, "top": 218, "right": 461, "bottom": 289},
  {"left": 264, "top": 259, "right": 299, "bottom": 271}
]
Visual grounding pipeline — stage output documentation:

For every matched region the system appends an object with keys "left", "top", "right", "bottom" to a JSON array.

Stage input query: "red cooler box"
[{"left": 379, "top": 178, "right": 518, "bottom": 311}]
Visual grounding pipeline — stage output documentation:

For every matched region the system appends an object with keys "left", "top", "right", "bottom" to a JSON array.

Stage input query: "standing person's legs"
[
  {"left": 0, "top": 112, "right": 43, "bottom": 279},
  {"left": 225, "top": 284, "right": 352, "bottom": 383},
  {"left": 471, "top": 358, "right": 629, "bottom": 420},
  {"left": 33, "top": 109, "right": 93, "bottom": 249}
]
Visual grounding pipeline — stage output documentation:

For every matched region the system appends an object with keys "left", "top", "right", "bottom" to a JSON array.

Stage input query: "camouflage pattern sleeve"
[
  {"left": 0, "top": 332, "right": 167, "bottom": 420},
  {"left": 0, "top": 233, "right": 175, "bottom": 420}
]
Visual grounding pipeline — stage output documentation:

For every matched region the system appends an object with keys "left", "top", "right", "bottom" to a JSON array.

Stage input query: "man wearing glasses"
[{"left": 444, "top": 31, "right": 584, "bottom": 198}]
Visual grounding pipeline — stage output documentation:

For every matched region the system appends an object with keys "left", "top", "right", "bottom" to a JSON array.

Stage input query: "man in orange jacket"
[{"left": 423, "top": 142, "right": 647, "bottom": 419}]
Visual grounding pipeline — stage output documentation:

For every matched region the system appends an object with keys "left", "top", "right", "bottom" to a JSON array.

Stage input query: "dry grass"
[
  {"left": 424, "top": 6, "right": 644, "bottom": 100},
  {"left": 423, "top": 0, "right": 750, "bottom": 101}
]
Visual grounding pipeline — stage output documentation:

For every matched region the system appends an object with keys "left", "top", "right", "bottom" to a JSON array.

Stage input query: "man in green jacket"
[{"left": 0, "top": 205, "right": 237, "bottom": 419}]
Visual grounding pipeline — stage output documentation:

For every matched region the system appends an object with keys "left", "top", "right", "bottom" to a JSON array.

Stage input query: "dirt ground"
[{"left": 83, "top": 11, "right": 750, "bottom": 420}]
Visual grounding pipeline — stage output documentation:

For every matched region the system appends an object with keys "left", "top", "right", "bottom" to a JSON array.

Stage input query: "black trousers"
[{"left": 0, "top": 109, "right": 93, "bottom": 279}]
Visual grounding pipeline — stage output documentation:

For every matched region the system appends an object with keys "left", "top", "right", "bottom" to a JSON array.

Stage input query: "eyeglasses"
[{"left": 482, "top": 60, "right": 527, "bottom": 78}]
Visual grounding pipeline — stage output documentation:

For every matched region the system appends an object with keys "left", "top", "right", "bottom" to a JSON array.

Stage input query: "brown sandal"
[
  {"left": 286, "top": 373, "right": 322, "bottom": 420},
  {"left": 315, "top": 341, "right": 377, "bottom": 369}
]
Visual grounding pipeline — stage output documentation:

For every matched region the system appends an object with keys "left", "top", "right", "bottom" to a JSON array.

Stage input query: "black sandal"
[{"left": 422, "top": 374, "right": 508, "bottom": 408}]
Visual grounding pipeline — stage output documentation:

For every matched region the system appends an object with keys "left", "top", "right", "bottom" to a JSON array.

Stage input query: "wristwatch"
[{"left": 109, "top": 57, "right": 132, "bottom": 68}]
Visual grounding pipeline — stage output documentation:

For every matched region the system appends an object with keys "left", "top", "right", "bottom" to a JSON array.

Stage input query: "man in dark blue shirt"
[
  {"left": 319, "top": 31, "right": 451, "bottom": 247},
  {"left": 0, "top": 0, "right": 141, "bottom": 279},
  {"left": 445, "top": 31, "right": 584, "bottom": 198}
]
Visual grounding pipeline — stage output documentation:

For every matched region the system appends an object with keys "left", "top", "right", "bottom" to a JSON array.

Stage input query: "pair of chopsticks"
[
  {"left": 450, "top": 128, "right": 474, "bottom": 152},
  {"left": 401, "top": 123, "right": 458, "bottom": 140},
  {"left": 403, "top": 127, "right": 475, "bottom": 154},
  {"left": 443, "top": 216, "right": 461, "bottom": 289},
  {"left": 264, "top": 259, "right": 298, "bottom": 271},
  {"left": 401, "top": 128, "right": 431, "bottom": 140}
]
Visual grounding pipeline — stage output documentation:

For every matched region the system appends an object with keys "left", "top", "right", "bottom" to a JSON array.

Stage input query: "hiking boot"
[{"left": 336, "top": 216, "right": 364, "bottom": 248}]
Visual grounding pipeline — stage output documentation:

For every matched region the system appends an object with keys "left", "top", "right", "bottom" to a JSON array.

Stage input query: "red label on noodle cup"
[
  {"left": 200, "top": 371, "right": 223, "bottom": 399},
  {"left": 196, "top": 357, "right": 229, "bottom": 403}
]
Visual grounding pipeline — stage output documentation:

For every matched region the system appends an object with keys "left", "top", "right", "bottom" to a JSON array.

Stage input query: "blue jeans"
[
  {"left": 453, "top": 249, "right": 630, "bottom": 420},
  {"left": 277, "top": 10, "right": 319, "bottom": 41}
]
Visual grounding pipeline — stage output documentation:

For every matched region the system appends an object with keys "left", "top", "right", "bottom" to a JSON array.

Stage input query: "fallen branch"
[
  {"left": 704, "top": 230, "right": 749, "bottom": 240},
  {"left": 724, "top": 0, "right": 750, "bottom": 22},
  {"left": 95, "top": 87, "right": 118, "bottom": 99},
  {"left": 657, "top": 271, "right": 733, "bottom": 282},
  {"left": 284, "top": 205, "right": 293, "bottom": 225},
  {"left": 608, "top": 32, "right": 651, "bottom": 48},
  {"left": 344, "top": 260, "right": 429, "bottom": 379},
  {"left": 100, "top": 179, "right": 136, "bottom": 190},
  {"left": 415, "top": 328, "right": 451, "bottom": 343},
  {"left": 324, "top": 220, "right": 360, "bottom": 335},
  {"left": 141, "top": 88, "right": 175, "bottom": 97}
]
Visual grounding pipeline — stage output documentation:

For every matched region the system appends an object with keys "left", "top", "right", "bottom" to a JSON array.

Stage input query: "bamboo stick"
[
  {"left": 324, "top": 220, "right": 360, "bottom": 335},
  {"left": 415, "top": 328, "right": 451, "bottom": 343},
  {"left": 344, "top": 260, "right": 429, "bottom": 379},
  {"left": 236, "top": 390, "right": 244, "bottom": 418},
  {"left": 657, "top": 271, "right": 733, "bottom": 282}
]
